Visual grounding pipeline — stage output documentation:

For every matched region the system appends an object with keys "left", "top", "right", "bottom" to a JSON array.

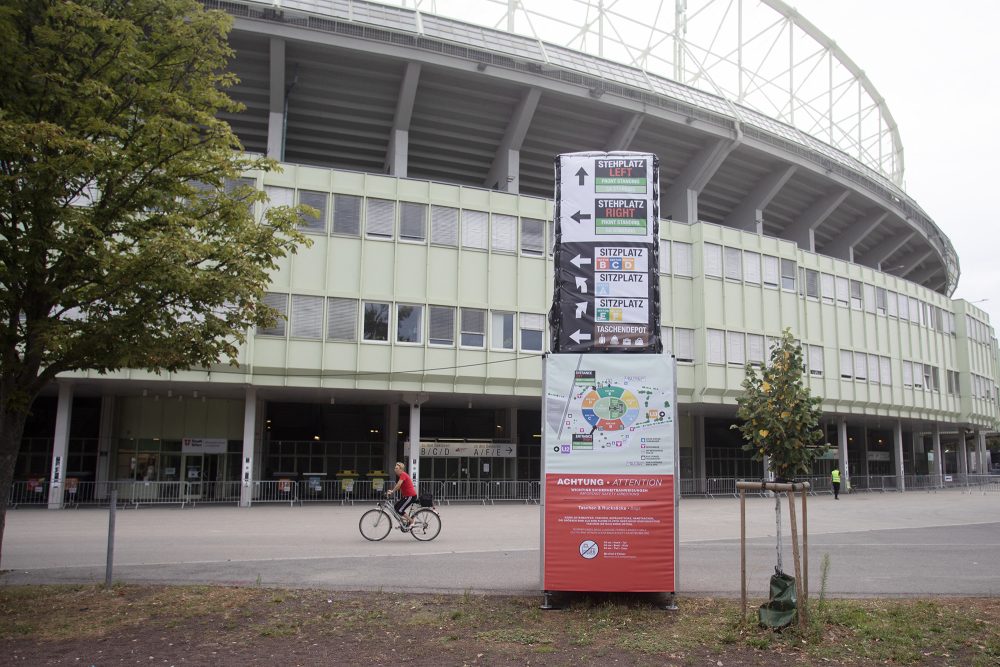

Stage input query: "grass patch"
[{"left": 0, "top": 585, "right": 997, "bottom": 666}]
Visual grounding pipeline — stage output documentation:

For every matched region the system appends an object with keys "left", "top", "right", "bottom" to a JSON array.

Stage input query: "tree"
[
  {"left": 732, "top": 329, "right": 828, "bottom": 480},
  {"left": 0, "top": 0, "right": 308, "bottom": 558}
]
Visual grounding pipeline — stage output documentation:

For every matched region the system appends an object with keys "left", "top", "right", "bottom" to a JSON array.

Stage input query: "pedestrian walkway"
[{"left": 2, "top": 488, "right": 997, "bottom": 597}]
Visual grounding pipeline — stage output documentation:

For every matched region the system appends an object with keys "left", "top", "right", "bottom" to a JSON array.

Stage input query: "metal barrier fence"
[{"left": 9, "top": 473, "right": 999, "bottom": 508}]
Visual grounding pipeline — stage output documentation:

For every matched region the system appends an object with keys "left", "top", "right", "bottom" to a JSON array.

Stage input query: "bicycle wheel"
[
  {"left": 408, "top": 508, "right": 441, "bottom": 541},
  {"left": 359, "top": 509, "right": 392, "bottom": 541}
]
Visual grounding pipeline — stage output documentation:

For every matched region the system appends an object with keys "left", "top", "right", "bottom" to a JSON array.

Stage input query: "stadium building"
[{"left": 16, "top": 0, "right": 999, "bottom": 507}]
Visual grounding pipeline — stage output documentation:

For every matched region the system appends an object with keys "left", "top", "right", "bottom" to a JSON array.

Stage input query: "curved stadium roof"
[{"left": 209, "top": 0, "right": 959, "bottom": 295}]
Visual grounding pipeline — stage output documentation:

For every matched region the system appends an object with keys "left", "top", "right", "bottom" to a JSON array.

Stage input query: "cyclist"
[{"left": 386, "top": 461, "right": 417, "bottom": 530}]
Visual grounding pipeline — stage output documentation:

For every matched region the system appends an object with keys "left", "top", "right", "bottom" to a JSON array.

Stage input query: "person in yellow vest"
[{"left": 831, "top": 466, "right": 841, "bottom": 500}]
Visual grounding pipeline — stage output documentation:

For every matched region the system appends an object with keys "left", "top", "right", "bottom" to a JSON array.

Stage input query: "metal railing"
[{"left": 9, "top": 472, "right": 998, "bottom": 508}]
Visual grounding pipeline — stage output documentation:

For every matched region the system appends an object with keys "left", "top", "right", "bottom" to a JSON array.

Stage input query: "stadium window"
[
  {"left": 853, "top": 352, "right": 867, "bottom": 381},
  {"left": 258, "top": 292, "right": 288, "bottom": 337},
  {"left": 491, "top": 311, "right": 515, "bottom": 350},
  {"left": 805, "top": 269, "right": 819, "bottom": 298},
  {"left": 820, "top": 273, "right": 835, "bottom": 303},
  {"left": 863, "top": 284, "right": 876, "bottom": 313},
  {"left": 298, "top": 190, "right": 328, "bottom": 234},
  {"left": 744, "top": 251, "right": 761, "bottom": 285},
  {"left": 867, "top": 354, "right": 879, "bottom": 384},
  {"left": 876, "top": 287, "right": 888, "bottom": 315},
  {"left": 808, "top": 345, "right": 824, "bottom": 376},
  {"left": 399, "top": 202, "right": 427, "bottom": 242},
  {"left": 849, "top": 280, "right": 863, "bottom": 310},
  {"left": 908, "top": 297, "right": 920, "bottom": 324},
  {"left": 290, "top": 295, "right": 323, "bottom": 339},
  {"left": 704, "top": 243, "right": 722, "bottom": 278},
  {"left": 674, "top": 328, "right": 695, "bottom": 362},
  {"left": 396, "top": 304, "right": 423, "bottom": 344},
  {"left": 460, "top": 308, "right": 486, "bottom": 348},
  {"left": 332, "top": 194, "right": 362, "bottom": 236},
  {"left": 922, "top": 364, "right": 933, "bottom": 391},
  {"left": 762, "top": 255, "right": 779, "bottom": 288},
  {"left": 430, "top": 205, "right": 459, "bottom": 246},
  {"left": 911, "top": 361, "right": 923, "bottom": 389},
  {"left": 263, "top": 186, "right": 294, "bottom": 225},
  {"left": 879, "top": 357, "right": 891, "bottom": 386},
  {"left": 724, "top": 247, "right": 742, "bottom": 281},
  {"left": 491, "top": 214, "right": 517, "bottom": 253},
  {"left": 726, "top": 331, "right": 745, "bottom": 365},
  {"left": 659, "top": 240, "right": 671, "bottom": 274},
  {"left": 326, "top": 297, "right": 358, "bottom": 342},
  {"left": 948, "top": 369, "right": 960, "bottom": 395},
  {"left": 661, "top": 326, "right": 674, "bottom": 356},
  {"left": 519, "top": 313, "right": 544, "bottom": 351},
  {"left": 839, "top": 350, "right": 852, "bottom": 379},
  {"left": 362, "top": 301, "right": 390, "bottom": 342},
  {"left": 365, "top": 198, "right": 395, "bottom": 239},
  {"left": 931, "top": 366, "right": 940, "bottom": 392},
  {"left": 707, "top": 329, "right": 725, "bottom": 364},
  {"left": 835, "top": 276, "right": 849, "bottom": 306},
  {"left": 902, "top": 360, "right": 912, "bottom": 388},
  {"left": 462, "top": 210, "right": 489, "bottom": 250},
  {"left": 898, "top": 294, "right": 909, "bottom": 320},
  {"left": 521, "top": 218, "right": 545, "bottom": 255},
  {"left": 887, "top": 290, "right": 898, "bottom": 317},
  {"left": 672, "top": 242, "right": 693, "bottom": 277},
  {"left": 428, "top": 306, "right": 455, "bottom": 346},
  {"left": 780, "top": 259, "right": 796, "bottom": 291},
  {"left": 747, "top": 334, "right": 765, "bottom": 367}
]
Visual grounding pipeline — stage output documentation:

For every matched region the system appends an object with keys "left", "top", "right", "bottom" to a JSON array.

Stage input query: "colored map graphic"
[{"left": 581, "top": 385, "right": 641, "bottom": 431}]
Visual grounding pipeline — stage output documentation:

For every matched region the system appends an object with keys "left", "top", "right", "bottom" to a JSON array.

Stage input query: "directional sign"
[
  {"left": 551, "top": 152, "right": 660, "bottom": 354},
  {"left": 419, "top": 443, "right": 516, "bottom": 458}
]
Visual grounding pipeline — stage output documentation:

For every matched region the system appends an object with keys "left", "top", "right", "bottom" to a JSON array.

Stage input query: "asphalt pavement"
[{"left": 1, "top": 487, "right": 998, "bottom": 597}]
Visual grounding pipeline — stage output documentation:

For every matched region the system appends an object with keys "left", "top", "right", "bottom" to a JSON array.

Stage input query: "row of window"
[
  {"left": 967, "top": 315, "right": 992, "bottom": 345},
  {"left": 258, "top": 293, "right": 545, "bottom": 351},
  {"left": 261, "top": 187, "right": 549, "bottom": 256},
  {"left": 702, "top": 242, "right": 961, "bottom": 333}
]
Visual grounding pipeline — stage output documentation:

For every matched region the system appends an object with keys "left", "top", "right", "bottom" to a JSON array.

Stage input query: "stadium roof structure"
[{"left": 210, "top": 0, "right": 959, "bottom": 294}]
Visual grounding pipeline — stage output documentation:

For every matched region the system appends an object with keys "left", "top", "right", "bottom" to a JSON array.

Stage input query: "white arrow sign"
[
  {"left": 575, "top": 302, "right": 588, "bottom": 318},
  {"left": 570, "top": 254, "right": 591, "bottom": 269},
  {"left": 569, "top": 330, "right": 592, "bottom": 344},
  {"left": 575, "top": 277, "right": 588, "bottom": 293}
]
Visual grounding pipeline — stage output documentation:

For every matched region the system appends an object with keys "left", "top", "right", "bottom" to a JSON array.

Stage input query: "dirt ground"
[{"left": 1, "top": 585, "right": 998, "bottom": 666}]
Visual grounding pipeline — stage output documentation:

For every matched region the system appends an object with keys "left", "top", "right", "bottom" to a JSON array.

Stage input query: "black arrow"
[
  {"left": 570, "top": 210, "right": 591, "bottom": 224},
  {"left": 506, "top": 446, "right": 513, "bottom": 454},
  {"left": 575, "top": 167, "right": 588, "bottom": 186}
]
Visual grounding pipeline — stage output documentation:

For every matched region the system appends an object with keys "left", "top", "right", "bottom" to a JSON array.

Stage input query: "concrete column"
[
  {"left": 893, "top": 420, "right": 905, "bottom": 491},
  {"left": 96, "top": 395, "right": 115, "bottom": 493},
  {"left": 932, "top": 424, "right": 943, "bottom": 485},
  {"left": 910, "top": 431, "right": 921, "bottom": 475},
  {"left": 266, "top": 38, "right": 286, "bottom": 160},
  {"left": 509, "top": 408, "right": 519, "bottom": 481},
  {"left": 695, "top": 414, "right": 706, "bottom": 483},
  {"left": 385, "top": 404, "right": 399, "bottom": 473},
  {"left": 47, "top": 382, "right": 74, "bottom": 509},
  {"left": 239, "top": 386, "right": 257, "bottom": 507},
  {"left": 958, "top": 434, "right": 969, "bottom": 477},
  {"left": 403, "top": 393, "right": 429, "bottom": 488},
  {"left": 976, "top": 430, "right": 988, "bottom": 475},
  {"left": 837, "top": 418, "right": 849, "bottom": 486}
]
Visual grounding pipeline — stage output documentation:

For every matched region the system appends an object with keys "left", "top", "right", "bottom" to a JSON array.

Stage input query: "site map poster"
[{"left": 542, "top": 353, "right": 677, "bottom": 593}]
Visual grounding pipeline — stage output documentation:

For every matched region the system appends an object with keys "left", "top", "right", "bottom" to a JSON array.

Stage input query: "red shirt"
[{"left": 398, "top": 471, "right": 416, "bottom": 497}]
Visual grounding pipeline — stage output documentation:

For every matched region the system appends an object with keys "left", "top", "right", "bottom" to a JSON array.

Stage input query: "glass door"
[{"left": 183, "top": 454, "right": 203, "bottom": 500}]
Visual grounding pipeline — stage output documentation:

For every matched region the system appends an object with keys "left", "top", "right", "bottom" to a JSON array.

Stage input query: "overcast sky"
[{"left": 790, "top": 0, "right": 1000, "bottom": 327}]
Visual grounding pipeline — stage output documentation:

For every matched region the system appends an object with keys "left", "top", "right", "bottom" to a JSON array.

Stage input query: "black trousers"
[{"left": 832, "top": 481, "right": 840, "bottom": 498}]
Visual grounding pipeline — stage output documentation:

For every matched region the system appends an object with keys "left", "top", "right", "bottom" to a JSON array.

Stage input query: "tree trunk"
[
  {"left": 0, "top": 406, "right": 30, "bottom": 564},
  {"left": 774, "top": 493, "right": 783, "bottom": 573}
]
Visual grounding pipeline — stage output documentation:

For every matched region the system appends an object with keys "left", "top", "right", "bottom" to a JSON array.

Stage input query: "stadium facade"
[{"left": 17, "top": 0, "right": 999, "bottom": 507}]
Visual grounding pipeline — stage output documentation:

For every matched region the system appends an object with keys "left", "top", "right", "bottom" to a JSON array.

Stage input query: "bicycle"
[{"left": 359, "top": 496, "right": 441, "bottom": 541}]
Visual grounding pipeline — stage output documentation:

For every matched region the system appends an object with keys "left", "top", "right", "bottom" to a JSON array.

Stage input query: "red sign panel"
[{"left": 543, "top": 473, "right": 674, "bottom": 592}]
